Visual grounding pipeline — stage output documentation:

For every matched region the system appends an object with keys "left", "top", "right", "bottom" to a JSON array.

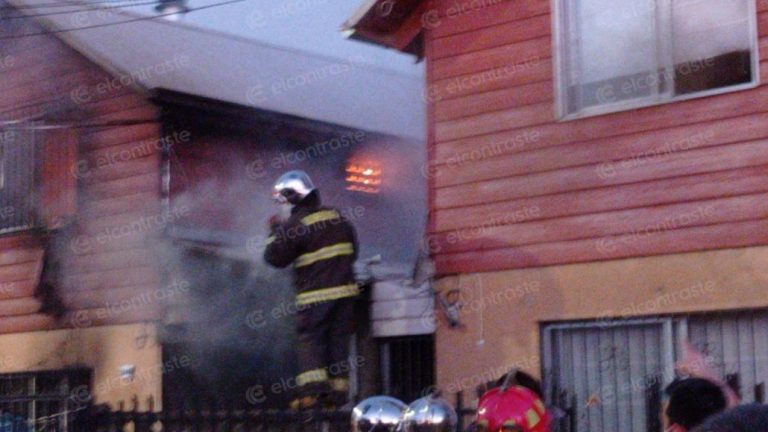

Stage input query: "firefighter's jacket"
[{"left": 264, "top": 192, "right": 359, "bottom": 306}]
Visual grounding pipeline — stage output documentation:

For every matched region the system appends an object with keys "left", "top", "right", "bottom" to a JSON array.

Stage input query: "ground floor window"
[
  {"left": 542, "top": 309, "right": 768, "bottom": 432},
  {"left": 0, "top": 369, "right": 90, "bottom": 432},
  {"left": 380, "top": 335, "right": 435, "bottom": 402}
]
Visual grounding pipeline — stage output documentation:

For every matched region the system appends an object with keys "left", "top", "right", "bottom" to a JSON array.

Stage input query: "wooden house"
[
  {"left": 0, "top": 0, "right": 427, "bottom": 418},
  {"left": 346, "top": 0, "right": 768, "bottom": 429}
]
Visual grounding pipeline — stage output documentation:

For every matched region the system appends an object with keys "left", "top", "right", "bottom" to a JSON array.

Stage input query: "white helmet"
[{"left": 273, "top": 170, "right": 316, "bottom": 205}]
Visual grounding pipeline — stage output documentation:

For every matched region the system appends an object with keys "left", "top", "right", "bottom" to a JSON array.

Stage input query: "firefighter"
[
  {"left": 263, "top": 170, "right": 359, "bottom": 409},
  {"left": 471, "top": 370, "right": 552, "bottom": 432}
]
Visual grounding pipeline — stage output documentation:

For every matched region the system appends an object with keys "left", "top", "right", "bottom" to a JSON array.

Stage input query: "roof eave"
[{"left": 342, "top": 0, "right": 425, "bottom": 57}]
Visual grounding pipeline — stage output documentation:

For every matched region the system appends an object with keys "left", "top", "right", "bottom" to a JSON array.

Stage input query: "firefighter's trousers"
[{"left": 295, "top": 297, "right": 356, "bottom": 397}]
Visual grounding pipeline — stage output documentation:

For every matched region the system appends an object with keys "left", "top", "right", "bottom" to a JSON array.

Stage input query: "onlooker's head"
[
  {"left": 691, "top": 404, "right": 768, "bottom": 432},
  {"left": 665, "top": 378, "right": 727, "bottom": 431}
]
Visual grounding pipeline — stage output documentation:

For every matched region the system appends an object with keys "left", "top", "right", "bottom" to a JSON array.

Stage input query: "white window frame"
[{"left": 552, "top": 0, "right": 761, "bottom": 121}]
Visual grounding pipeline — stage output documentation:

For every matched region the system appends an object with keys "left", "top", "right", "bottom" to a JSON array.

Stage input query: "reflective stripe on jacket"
[{"left": 264, "top": 192, "right": 358, "bottom": 305}]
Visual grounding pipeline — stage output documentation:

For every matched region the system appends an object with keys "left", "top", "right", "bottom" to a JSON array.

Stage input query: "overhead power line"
[
  {"left": 0, "top": 0, "right": 158, "bottom": 10},
  {"left": 0, "top": 0, "right": 245, "bottom": 40},
  {"left": 0, "top": 1, "right": 163, "bottom": 20}
]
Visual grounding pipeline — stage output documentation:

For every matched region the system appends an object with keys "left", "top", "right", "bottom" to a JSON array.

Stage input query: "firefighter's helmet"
[
  {"left": 351, "top": 396, "right": 407, "bottom": 432},
  {"left": 475, "top": 386, "right": 551, "bottom": 432},
  {"left": 401, "top": 394, "right": 458, "bottom": 432},
  {"left": 273, "top": 170, "right": 316, "bottom": 205}
]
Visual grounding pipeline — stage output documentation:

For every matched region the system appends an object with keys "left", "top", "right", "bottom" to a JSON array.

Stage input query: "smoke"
[{"left": 152, "top": 122, "right": 426, "bottom": 407}]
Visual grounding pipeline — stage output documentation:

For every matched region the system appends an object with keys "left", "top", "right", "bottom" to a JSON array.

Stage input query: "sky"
[{"left": 125, "top": 0, "right": 424, "bottom": 77}]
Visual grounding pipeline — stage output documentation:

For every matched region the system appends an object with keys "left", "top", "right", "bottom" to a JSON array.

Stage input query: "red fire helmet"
[{"left": 475, "top": 386, "right": 552, "bottom": 432}]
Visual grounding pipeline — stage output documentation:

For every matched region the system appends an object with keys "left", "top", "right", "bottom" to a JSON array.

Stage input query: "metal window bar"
[
  {"left": 0, "top": 371, "right": 89, "bottom": 432},
  {"left": 0, "top": 127, "right": 38, "bottom": 233},
  {"left": 543, "top": 309, "right": 768, "bottom": 432},
  {"left": 543, "top": 319, "right": 674, "bottom": 432}
]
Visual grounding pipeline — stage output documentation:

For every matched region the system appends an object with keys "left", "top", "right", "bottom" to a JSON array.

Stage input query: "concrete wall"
[
  {"left": 0, "top": 323, "right": 163, "bottom": 410},
  {"left": 433, "top": 246, "right": 768, "bottom": 402}
]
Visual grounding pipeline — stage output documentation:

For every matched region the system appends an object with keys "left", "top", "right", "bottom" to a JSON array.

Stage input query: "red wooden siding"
[
  {"left": 426, "top": 0, "right": 768, "bottom": 274},
  {"left": 0, "top": 7, "right": 163, "bottom": 333}
]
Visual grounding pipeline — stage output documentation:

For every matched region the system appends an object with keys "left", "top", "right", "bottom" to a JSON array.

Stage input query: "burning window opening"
[{"left": 346, "top": 162, "right": 382, "bottom": 194}]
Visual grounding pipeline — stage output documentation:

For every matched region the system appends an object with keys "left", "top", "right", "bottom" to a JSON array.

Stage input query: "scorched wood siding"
[
  {"left": 0, "top": 5, "right": 163, "bottom": 332},
  {"left": 425, "top": 0, "right": 768, "bottom": 274}
]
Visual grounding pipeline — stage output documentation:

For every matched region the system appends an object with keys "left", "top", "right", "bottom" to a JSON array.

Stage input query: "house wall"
[
  {"left": 423, "top": 0, "right": 768, "bottom": 274},
  {"left": 433, "top": 246, "right": 768, "bottom": 401},
  {"left": 0, "top": 323, "right": 162, "bottom": 410},
  {"left": 0, "top": 3, "right": 164, "bottom": 409},
  {"left": 0, "top": 3, "right": 164, "bottom": 335},
  {"left": 417, "top": 0, "right": 768, "bottom": 403}
]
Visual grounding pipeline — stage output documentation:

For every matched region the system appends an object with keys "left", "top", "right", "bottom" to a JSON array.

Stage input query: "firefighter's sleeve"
[
  {"left": 263, "top": 222, "right": 302, "bottom": 268},
  {"left": 347, "top": 218, "right": 360, "bottom": 261}
]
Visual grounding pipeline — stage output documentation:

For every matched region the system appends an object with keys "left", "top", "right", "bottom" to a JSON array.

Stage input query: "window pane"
[
  {"left": 672, "top": 0, "right": 753, "bottom": 95},
  {"left": 565, "top": 0, "right": 661, "bottom": 112}
]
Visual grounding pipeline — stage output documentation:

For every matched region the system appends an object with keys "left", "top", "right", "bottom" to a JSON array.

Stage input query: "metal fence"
[
  {"left": 73, "top": 393, "right": 477, "bottom": 432},
  {"left": 85, "top": 407, "right": 352, "bottom": 432},
  {"left": 84, "top": 394, "right": 475, "bottom": 432}
]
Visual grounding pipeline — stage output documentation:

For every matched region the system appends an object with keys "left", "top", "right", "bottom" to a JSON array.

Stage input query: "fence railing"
[
  {"left": 85, "top": 407, "right": 353, "bottom": 432},
  {"left": 76, "top": 392, "right": 478, "bottom": 432}
]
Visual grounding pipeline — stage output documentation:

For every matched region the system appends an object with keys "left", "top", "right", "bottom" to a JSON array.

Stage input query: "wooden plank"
[
  {"left": 62, "top": 266, "right": 161, "bottom": 293},
  {"left": 78, "top": 209, "right": 162, "bottom": 235},
  {"left": 65, "top": 248, "right": 158, "bottom": 274},
  {"left": 0, "top": 234, "right": 45, "bottom": 250},
  {"left": 761, "top": 37, "right": 768, "bottom": 61},
  {"left": 81, "top": 172, "right": 159, "bottom": 199},
  {"left": 83, "top": 138, "right": 162, "bottom": 162},
  {"left": 78, "top": 93, "right": 155, "bottom": 122},
  {"left": 0, "top": 280, "right": 36, "bottom": 301},
  {"left": 61, "top": 304, "right": 161, "bottom": 328},
  {"left": 80, "top": 152, "right": 160, "bottom": 186},
  {"left": 431, "top": 193, "right": 768, "bottom": 254},
  {"left": 436, "top": 101, "right": 553, "bottom": 141},
  {"left": 435, "top": 76, "right": 768, "bottom": 153},
  {"left": 0, "top": 262, "right": 42, "bottom": 283},
  {"left": 435, "top": 165, "right": 768, "bottom": 232},
  {"left": 87, "top": 105, "right": 158, "bottom": 126},
  {"left": 0, "top": 248, "right": 43, "bottom": 267},
  {"left": 63, "top": 233, "right": 152, "bottom": 257},
  {"left": 40, "top": 127, "right": 78, "bottom": 228},
  {"left": 434, "top": 79, "right": 553, "bottom": 121},
  {"left": 434, "top": 111, "right": 768, "bottom": 187},
  {"left": 434, "top": 219, "right": 768, "bottom": 274},
  {"left": 0, "top": 297, "right": 41, "bottom": 317},
  {"left": 760, "top": 10, "right": 768, "bottom": 36},
  {"left": 431, "top": 13, "right": 551, "bottom": 59},
  {"left": 431, "top": 35, "right": 551, "bottom": 80},
  {"left": 428, "top": 58, "right": 551, "bottom": 101},
  {"left": 61, "top": 284, "right": 176, "bottom": 311},
  {"left": 436, "top": 64, "right": 768, "bottom": 142},
  {"left": 79, "top": 191, "right": 160, "bottom": 220},
  {"left": 430, "top": 0, "right": 548, "bottom": 39},
  {"left": 81, "top": 123, "right": 160, "bottom": 151},
  {"left": 0, "top": 314, "right": 56, "bottom": 335},
  {"left": 435, "top": 140, "right": 768, "bottom": 208}
]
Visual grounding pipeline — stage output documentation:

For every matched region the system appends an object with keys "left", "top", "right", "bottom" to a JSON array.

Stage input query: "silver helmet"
[
  {"left": 273, "top": 170, "right": 316, "bottom": 204},
  {"left": 351, "top": 396, "right": 408, "bottom": 432},
  {"left": 401, "top": 395, "right": 458, "bottom": 432}
]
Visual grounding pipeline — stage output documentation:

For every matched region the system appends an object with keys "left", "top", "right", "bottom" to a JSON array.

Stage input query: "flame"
[{"left": 346, "top": 161, "right": 382, "bottom": 194}]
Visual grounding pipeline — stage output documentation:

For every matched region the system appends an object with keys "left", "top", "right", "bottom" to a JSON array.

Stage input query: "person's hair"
[
  {"left": 665, "top": 378, "right": 727, "bottom": 429},
  {"left": 691, "top": 404, "right": 768, "bottom": 432}
]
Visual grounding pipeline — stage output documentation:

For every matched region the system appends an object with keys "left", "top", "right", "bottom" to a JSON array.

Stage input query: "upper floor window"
[
  {"left": 0, "top": 125, "right": 78, "bottom": 234},
  {"left": 554, "top": 0, "right": 760, "bottom": 119}
]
